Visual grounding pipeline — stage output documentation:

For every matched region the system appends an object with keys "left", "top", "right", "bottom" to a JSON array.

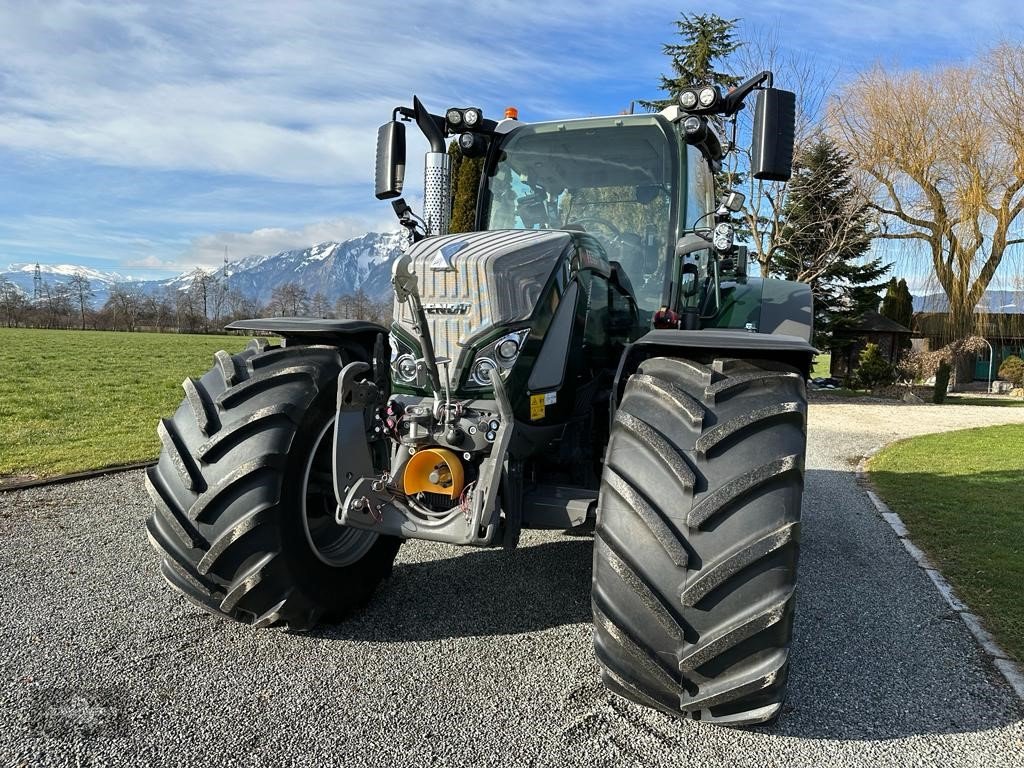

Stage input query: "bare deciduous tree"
[
  {"left": 188, "top": 269, "right": 219, "bottom": 332},
  {"left": 105, "top": 283, "right": 143, "bottom": 331},
  {"left": 0, "top": 279, "right": 27, "bottom": 327},
  {"left": 831, "top": 44, "right": 1024, "bottom": 343},
  {"left": 66, "top": 272, "right": 94, "bottom": 330},
  {"left": 309, "top": 291, "right": 331, "bottom": 319},
  {"left": 335, "top": 289, "right": 391, "bottom": 326},
  {"left": 269, "top": 282, "right": 309, "bottom": 316},
  {"left": 209, "top": 276, "right": 229, "bottom": 327}
]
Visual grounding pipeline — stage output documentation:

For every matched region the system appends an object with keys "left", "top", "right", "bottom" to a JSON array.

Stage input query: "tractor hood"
[{"left": 393, "top": 229, "right": 570, "bottom": 364}]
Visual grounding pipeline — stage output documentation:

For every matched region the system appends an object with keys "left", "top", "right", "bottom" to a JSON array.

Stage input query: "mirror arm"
[{"left": 722, "top": 70, "right": 773, "bottom": 116}]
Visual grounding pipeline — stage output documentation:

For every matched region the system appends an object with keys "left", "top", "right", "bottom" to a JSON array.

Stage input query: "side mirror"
[
  {"left": 375, "top": 121, "right": 406, "bottom": 200},
  {"left": 729, "top": 245, "right": 748, "bottom": 279},
  {"left": 751, "top": 88, "right": 796, "bottom": 182}
]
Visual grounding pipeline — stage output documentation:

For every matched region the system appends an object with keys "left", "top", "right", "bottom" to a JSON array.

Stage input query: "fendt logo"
[
  {"left": 423, "top": 302, "right": 471, "bottom": 315},
  {"left": 430, "top": 240, "right": 468, "bottom": 271}
]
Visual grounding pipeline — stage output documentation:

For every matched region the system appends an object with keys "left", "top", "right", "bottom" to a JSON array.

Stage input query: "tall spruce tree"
[
  {"left": 773, "top": 136, "right": 889, "bottom": 348},
  {"left": 641, "top": 14, "right": 741, "bottom": 111},
  {"left": 448, "top": 140, "right": 484, "bottom": 234}
]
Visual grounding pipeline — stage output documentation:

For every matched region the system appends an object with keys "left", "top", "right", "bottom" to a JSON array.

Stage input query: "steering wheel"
[{"left": 571, "top": 216, "right": 622, "bottom": 242}]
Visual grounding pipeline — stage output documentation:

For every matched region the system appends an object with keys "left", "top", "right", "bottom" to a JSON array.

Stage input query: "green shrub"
[
  {"left": 854, "top": 343, "right": 896, "bottom": 389},
  {"left": 934, "top": 360, "right": 951, "bottom": 403},
  {"left": 998, "top": 354, "right": 1024, "bottom": 386}
]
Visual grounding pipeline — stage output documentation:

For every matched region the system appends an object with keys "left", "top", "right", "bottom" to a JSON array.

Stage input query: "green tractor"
[{"left": 145, "top": 71, "right": 813, "bottom": 726}]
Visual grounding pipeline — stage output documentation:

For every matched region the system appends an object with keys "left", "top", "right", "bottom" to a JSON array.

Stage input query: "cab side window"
[
  {"left": 584, "top": 274, "right": 609, "bottom": 350},
  {"left": 608, "top": 282, "right": 638, "bottom": 343},
  {"left": 686, "top": 144, "right": 713, "bottom": 228}
]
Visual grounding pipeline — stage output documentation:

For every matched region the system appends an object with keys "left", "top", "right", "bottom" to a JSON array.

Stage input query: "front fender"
[
  {"left": 613, "top": 328, "right": 817, "bottom": 410},
  {"left": 226, "top": 317, "right": 386, "bottom": 354}
]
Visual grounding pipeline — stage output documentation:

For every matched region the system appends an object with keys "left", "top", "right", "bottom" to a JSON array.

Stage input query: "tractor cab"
[{"left": 477, "top": 114, "right": 693, "bottom": 318}]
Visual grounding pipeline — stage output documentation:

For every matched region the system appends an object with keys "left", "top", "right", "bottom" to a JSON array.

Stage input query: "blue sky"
[{"left": 1, "top": 0, "right": 1022, "bottom": 279}]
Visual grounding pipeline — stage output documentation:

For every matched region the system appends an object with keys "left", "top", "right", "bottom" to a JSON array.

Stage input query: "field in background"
[
  {"left": 868, "top": 425, "right": 1024, "bottom": 661},
  {"left": 0, "top": 328, "right": 251, "bottom": 481},
  {"left": 811, "top": 353, "right": 831, "bottom": 379}
]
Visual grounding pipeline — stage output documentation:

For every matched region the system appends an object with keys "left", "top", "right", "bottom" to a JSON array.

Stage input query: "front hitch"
[
  {"left": 332, "top": 361, "right": 380, "bottom": 509},
  {"left": 335, "top": 370, "right": 516, "bottom": 548}
]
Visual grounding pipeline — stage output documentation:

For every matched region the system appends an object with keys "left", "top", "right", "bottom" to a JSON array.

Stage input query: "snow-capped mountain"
[
  {"left": 1, "top": 232, "right": 406, "bottom": 306},
  {"left": 195, "top": 231, "right": 405, "bottom": 304},
  {"left": 0, "top": 264, "right": 132, "bottom": 302},
  {"left": 8, "top": 237, "right": 1023, "bottom": 319}
]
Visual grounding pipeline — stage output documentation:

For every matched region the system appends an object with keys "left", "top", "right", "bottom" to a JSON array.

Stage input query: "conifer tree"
[
  {"left": 448, "top": 140, "right": 484, "bottom": 234},
  {"left": 773, "top": 136, "right": 889, "bottom": 347},
  {"left": 880, "top": 277, "right": 914, "bottom": 329},
  {"left": 641, "top": 13, "right": 741, "bottom": 111}
]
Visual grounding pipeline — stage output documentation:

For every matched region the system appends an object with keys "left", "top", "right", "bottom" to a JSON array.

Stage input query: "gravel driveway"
[{"left": 2, "top": 401, "right": 1023, "bottom": 767}]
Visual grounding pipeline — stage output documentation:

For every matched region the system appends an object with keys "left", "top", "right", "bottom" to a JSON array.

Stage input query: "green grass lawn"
[
  {"left": 811, "top": 353, "right": 831, "bottom": 379},
  {"left": 944, "top": 396, "right": 1024, "bottom": 407},
  {"left": 815, "top": 387, "right": 870, "bottom": 397},
  {"left": 0, "top": 328, "right": 251, "bottom": 481},
  {"left": 868, "top": 424, "right": 1024, "bottom": 661}
]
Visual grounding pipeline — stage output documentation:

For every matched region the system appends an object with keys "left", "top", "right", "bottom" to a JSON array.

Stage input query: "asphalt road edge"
[{"left": 856, "top": 448, "right": 1024, "bottom": 702}]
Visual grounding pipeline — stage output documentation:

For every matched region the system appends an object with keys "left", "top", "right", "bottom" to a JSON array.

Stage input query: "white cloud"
[
  {"left": 121, "top": 254, "right": 169, "bottom": 269},
  {"left": 180, "top": 213, "right": 399, "bottom": 270},
  {"left": 0, "top": 1, "right": 659, "bottom": 184},
  {"left": 5, "top": 0, "right": 1022, "bottom": 284}
]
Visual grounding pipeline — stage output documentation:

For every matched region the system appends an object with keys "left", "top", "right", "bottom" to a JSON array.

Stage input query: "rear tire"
[
  {"left": 145, "top": 340, "right": 400, "bottom": 630},
  {"left": 592, "top": 356, "right": 807, "bottom": 726}
]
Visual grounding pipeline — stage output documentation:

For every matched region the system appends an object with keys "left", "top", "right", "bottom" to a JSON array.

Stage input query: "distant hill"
[
  {"left": 1, "top": 232, "right": 405, "bottom": 306},
  {"left": 913, "top": 290, "right": 1024, "bottom": 315},
  {"left": 7, "top": 244, "right": 1023, "bottom": 320}
]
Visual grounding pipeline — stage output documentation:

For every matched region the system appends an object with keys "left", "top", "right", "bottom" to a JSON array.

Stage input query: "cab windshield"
[{"left": 482, "top": 118, "right": 679, "bottom": 311}]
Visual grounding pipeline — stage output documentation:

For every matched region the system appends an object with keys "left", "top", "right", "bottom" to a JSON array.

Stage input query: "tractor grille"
[{"left": 394, "top": 229, "right": 568, "bottom": 368}]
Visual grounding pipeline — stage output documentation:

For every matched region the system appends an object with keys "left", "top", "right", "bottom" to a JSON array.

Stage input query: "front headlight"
[
  {"left": 390, "top": 333, "right": 426, "bottom": 388},
  {"left": 470, "top": 357, "right": 500, "bottom": 386},
  {"left": 465, "top": 329, "right": 529, "bottom": 388},
  {"left": 396, "top": 355, "right": 418, "bottom": 382}
]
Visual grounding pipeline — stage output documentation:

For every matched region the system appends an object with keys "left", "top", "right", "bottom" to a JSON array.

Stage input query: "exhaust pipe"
[
  {"left": 412, "top": 96, "right": 450, "bottom": 236},
  {"left": 423, "top": 152, "right": 451, "bottom": 235}
]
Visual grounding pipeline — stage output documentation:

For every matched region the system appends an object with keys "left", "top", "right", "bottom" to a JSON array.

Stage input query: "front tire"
[
  {"left": 592, "top": 356, "right": 807, "bottom": 726},
  {"left": 145, "top": 340, "right": 400, "bottom": 630}
]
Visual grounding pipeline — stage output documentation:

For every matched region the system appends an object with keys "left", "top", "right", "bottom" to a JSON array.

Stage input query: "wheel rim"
[{"left": 301, "top": 417, "right": 379, "bottom": 567}]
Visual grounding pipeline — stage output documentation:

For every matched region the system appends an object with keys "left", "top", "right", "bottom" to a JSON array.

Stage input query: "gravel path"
[{"left": 2, "top": 402, "right": 1023, "bottom": 767}]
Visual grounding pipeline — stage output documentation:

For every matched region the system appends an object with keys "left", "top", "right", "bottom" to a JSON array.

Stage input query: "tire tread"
[
  {"left": 144, "top": 342, "right": 399, "bottom": 631},
  {"left": 593, "top": 355, "right": 807, "bottom": 726}
]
